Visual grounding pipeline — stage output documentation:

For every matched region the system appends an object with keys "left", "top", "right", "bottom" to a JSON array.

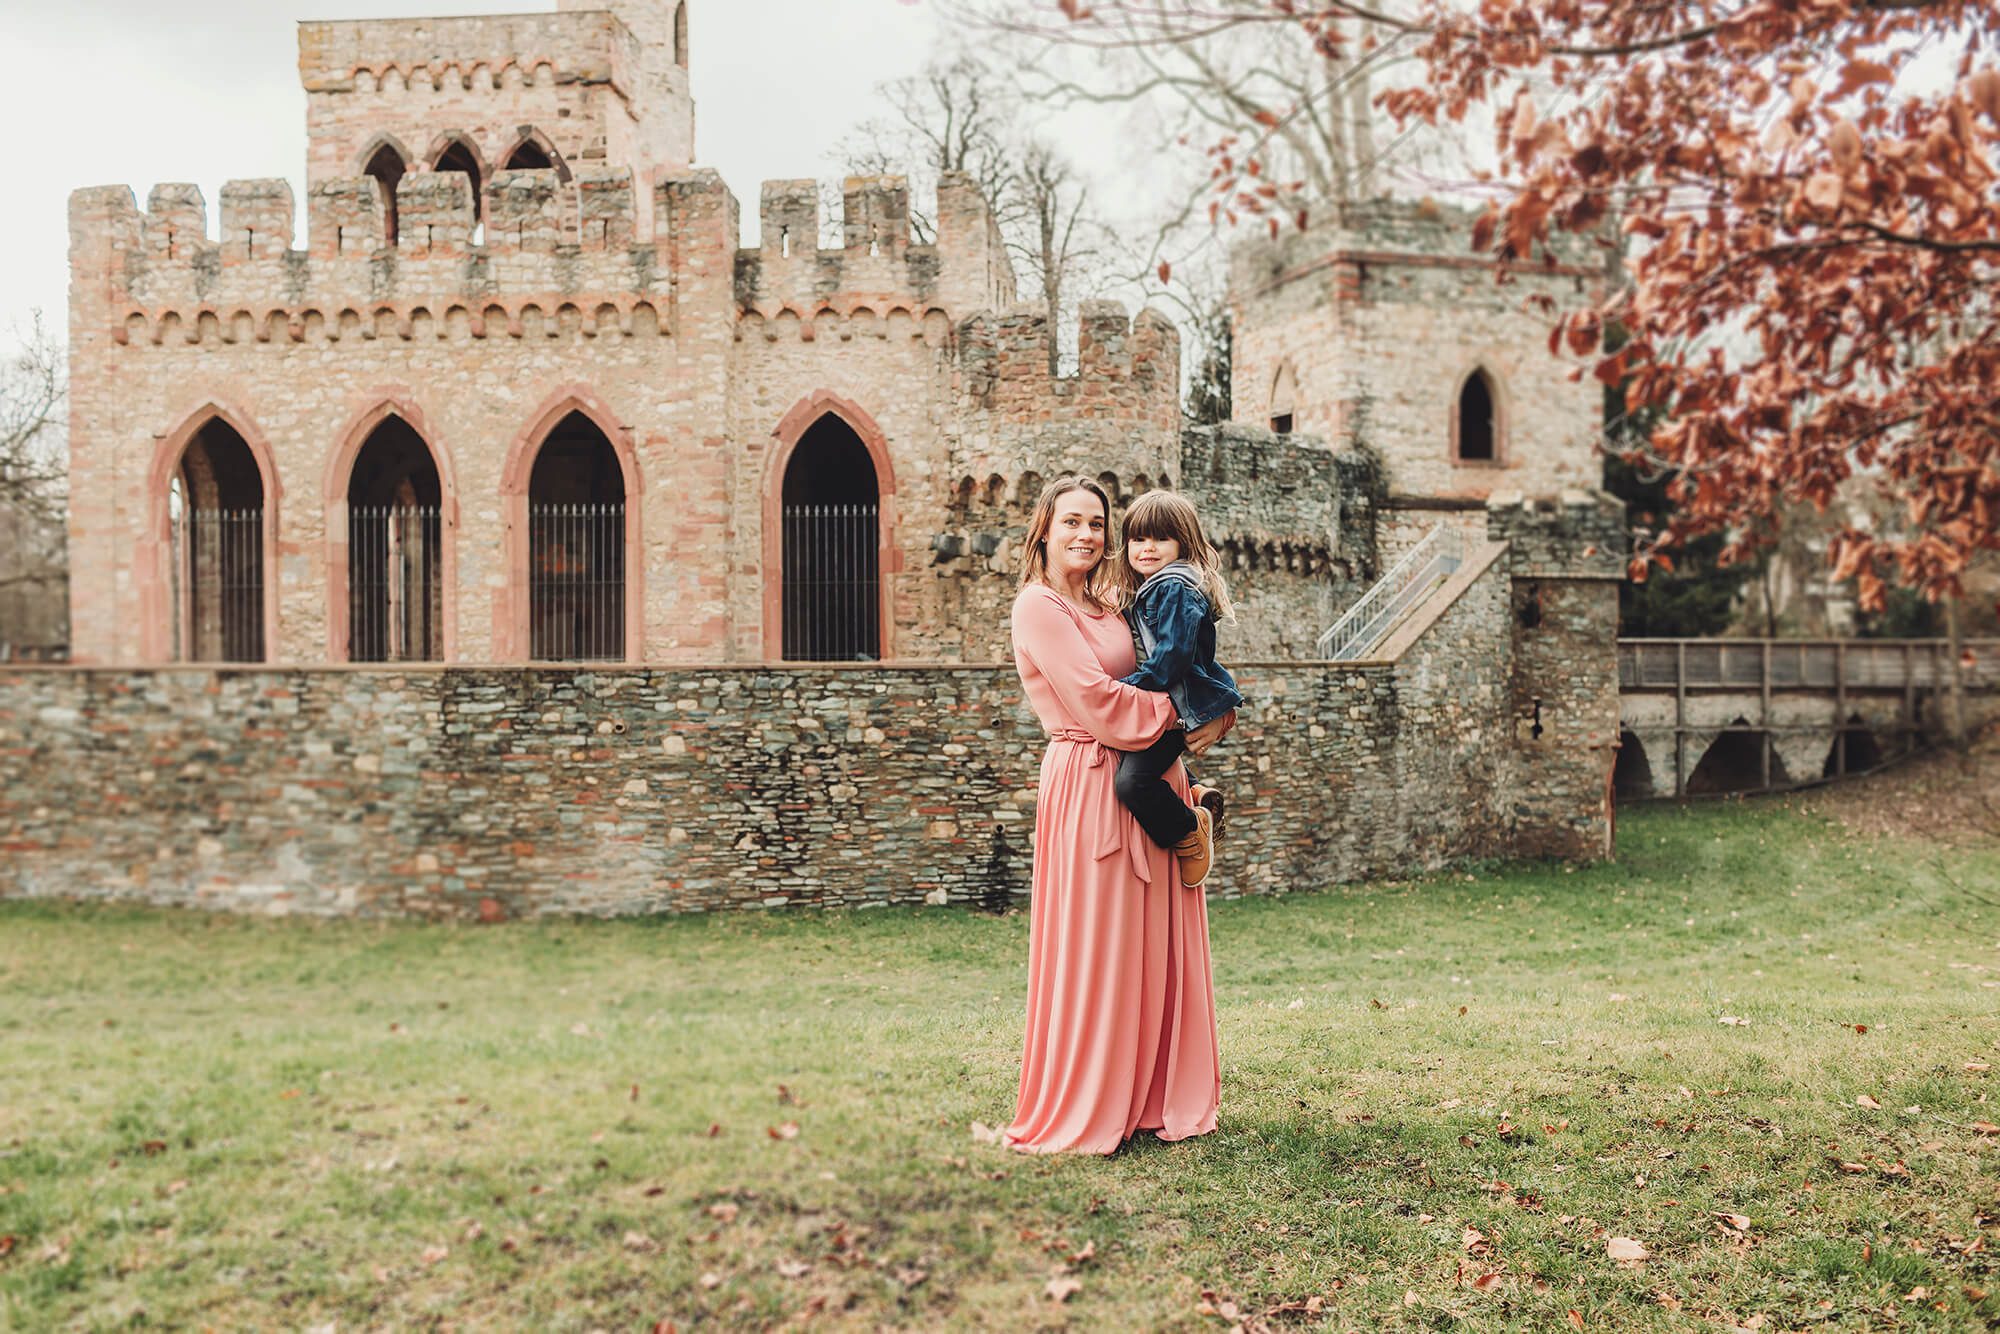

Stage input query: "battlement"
[
  {"left": 734, "top": 171, "right": 1012, "bottom": 321},
  {"left": 68, "top": 167, "right": 742, "bottom": 347},
  {"left": 957, "top": 301, "right": 1179, "bottom": 414}
]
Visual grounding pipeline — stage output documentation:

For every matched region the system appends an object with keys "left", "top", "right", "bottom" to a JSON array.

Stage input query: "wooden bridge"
[{"left": 1616, "top": 638, "right": 1999, "bottom": 800}]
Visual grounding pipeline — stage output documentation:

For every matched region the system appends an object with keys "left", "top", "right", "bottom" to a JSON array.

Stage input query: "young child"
[{"left": 1112, "top": 490, "right": 1244, "bottom": 889}]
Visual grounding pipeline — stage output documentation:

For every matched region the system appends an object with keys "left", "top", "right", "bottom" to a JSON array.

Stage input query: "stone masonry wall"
[
  {"left": 0, "top": 521, "right": 1621, "bottom": 918},
  {"left": 1491, "top": 494, "right": 1626, "bottom": 858}
]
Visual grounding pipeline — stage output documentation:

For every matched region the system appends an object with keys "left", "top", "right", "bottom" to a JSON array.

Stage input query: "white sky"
[{"left": 0, "top": 1, "right": 957, "bottom": 350}]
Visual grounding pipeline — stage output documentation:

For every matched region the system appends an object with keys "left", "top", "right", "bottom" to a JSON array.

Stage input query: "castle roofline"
[{"left": 298, "top": 8, "right": 642, "bottom": 95}]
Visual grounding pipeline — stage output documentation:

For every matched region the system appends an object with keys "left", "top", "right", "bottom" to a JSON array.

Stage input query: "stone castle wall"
[
  {"left": 0, "top": 501, "right": 1617, "bottom": 917},
  {"left": 69, "top": 164, "right": 1279, "bottom": 666}
]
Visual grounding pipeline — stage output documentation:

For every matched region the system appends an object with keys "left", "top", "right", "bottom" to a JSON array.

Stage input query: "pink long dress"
[{"left": 1003, "top": 582, "right": 1222, "bottom": 1154}]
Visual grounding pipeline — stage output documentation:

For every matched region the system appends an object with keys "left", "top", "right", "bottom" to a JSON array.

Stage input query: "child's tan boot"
[
  {"left": 1190, "top": 784, "right": 1227, "bottom": 844},
  {"left": 1173, "top": 806, "right": 1214, "bottom": 888}
]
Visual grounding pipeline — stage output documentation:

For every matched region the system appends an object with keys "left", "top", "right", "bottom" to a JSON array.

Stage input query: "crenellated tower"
[{"left": 300, "top": 1, "right": 695, "bottom": 244}]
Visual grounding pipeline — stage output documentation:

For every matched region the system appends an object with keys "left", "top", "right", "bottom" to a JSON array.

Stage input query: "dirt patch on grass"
[{"left": 1795, "top": 720, "right": 2000, "bottom": 846}]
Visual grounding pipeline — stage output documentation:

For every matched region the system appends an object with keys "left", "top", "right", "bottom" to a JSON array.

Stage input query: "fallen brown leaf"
[
  {"left": 1045, "top": 1276, "right": 1082, "bottom": 1303},
  {"left": 1606, "top": 1237, "right": 1649, "bottom": 1262},
  {"left": 706, "top": 1202, "right": 739, "bottom": 1222},
  {"left": 767, "top": 1122, "right": 800, "bottom": 1141},
  {"left": 1567, "top": 1310, "right": 1585, "bottom": 1329},
  {"left": 1857, "top": 1095, "right": 1882, "bottom": 1110},
  {"left": 775, "top": 1258, "right": 811, "bottom": 1278}
]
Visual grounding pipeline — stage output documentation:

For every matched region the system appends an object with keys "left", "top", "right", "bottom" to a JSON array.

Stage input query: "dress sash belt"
[{"left": 1046, "top": 728, "right": 1153, "bottom": 885}]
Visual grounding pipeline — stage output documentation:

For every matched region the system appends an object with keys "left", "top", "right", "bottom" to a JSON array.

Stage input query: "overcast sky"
[{"left": 0, "top": 1, "right": 957, "bottom": 350}]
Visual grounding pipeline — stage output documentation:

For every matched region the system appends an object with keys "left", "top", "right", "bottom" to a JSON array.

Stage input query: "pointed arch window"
[
  {"left": 363, "top": 143, "right": 408, "bottom": 246},
  {"left": 345, "top": 415, "right": 443, "bottom": 661},
  {"left": 501, "top": 131, "right": 571, "bottom": 180},
  {"left": 168, "top": 419, "right": 265, "bottom": 662},
  {"left": 527, "top": 412, "right": 627, "bottom": 661},
  {"left": 432, "top": 138, "right": 485, "bottom": 222},
  {"left": 781, "top": 415, "right": 880, "bottom": 661},
  {"left": 1454, "top": 367, "right": 1501, "bottom": 464}
]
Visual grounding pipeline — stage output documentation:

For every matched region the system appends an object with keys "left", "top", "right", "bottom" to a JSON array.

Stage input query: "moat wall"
[{"left": 2, "top": 501, "right": 1619, "bottom": 918}]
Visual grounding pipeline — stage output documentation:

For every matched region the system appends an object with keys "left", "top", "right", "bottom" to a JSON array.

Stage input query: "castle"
[
  {"left": 10, "top": 1, "right": 1627, "bottom": 919},
  {"left": 64, "top": 0, "right": 1608, "bottom": 672}
]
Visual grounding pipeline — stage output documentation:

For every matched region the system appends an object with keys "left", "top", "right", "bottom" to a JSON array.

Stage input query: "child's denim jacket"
[{"left": 1120, "top": 560, "right": 1244, "bottom": 731}]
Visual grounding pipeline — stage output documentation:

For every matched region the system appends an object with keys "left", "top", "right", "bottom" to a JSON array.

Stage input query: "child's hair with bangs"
[{"left": 1115, "top": 490, "right": 1235, "bottom": 621}]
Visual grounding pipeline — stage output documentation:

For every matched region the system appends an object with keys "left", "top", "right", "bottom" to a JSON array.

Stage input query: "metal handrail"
[{"left": 1317, "top": 523, "right": 1466, "bottom": 660}]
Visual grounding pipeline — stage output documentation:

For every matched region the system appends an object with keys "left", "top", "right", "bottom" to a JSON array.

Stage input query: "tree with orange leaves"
[{"left": 1041, "top": 1, "right": 2000, "bottom": 617}]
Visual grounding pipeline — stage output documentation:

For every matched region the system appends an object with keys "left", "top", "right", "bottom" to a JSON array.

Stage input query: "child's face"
[{"left": 1126, "top": 533, "right": 1182, "bottom": 578}]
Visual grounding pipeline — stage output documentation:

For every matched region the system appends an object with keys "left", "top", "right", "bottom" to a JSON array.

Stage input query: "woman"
[{"left": 1004, "top": 476, "right": 1233, "bottom": 1155}]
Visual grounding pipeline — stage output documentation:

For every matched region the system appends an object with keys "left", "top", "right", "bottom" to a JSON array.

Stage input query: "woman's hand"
[{"left": 1184, "top": 709, "right": 1236, "bottom": 756}]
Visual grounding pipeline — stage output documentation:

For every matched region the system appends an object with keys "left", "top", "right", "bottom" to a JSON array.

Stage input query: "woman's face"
[{"left": 1046, "top": 490, "right": 1107, "bottom": 582}]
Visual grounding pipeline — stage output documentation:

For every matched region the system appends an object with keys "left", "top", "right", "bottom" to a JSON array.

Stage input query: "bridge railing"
[
  {"left": 1616, "top": 637, "right": 1997, "bottom": 801},
  {"left": 1620, "top": 638, "right": 2000, "bottom": 692}
]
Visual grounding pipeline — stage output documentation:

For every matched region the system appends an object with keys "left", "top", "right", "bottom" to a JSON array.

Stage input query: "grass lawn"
[{"left": 3, "top": 797, "right": 1997, "bottom": 1331}]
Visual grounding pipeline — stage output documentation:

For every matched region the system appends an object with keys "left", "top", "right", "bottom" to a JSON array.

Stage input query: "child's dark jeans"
[{"left": 1114, "top": 729, "right": 1197, "bottom": 849}]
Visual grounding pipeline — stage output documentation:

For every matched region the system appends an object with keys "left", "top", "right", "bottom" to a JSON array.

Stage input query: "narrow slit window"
[
  {"left": 1457, "top": 368, "right": 1497, "bottom": 462},
  {"left": 363, "top": 143, "right": 407, "bottom": 246}
]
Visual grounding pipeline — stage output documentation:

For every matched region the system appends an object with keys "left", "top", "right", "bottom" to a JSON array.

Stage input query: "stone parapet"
[
  {"left": 733, "top": 172, "right": 1011, "bottom": 321},
  {"left": 67, "top": 169, "right": 752, "bottom": 348}
]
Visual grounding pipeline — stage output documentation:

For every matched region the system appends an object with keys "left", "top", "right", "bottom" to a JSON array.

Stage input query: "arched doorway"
[
  {"left": 781, "top": 414, "right": 880, "bottom": 660},
  {"left": 1613, "top": 730, "right": 1654, "bottom": 801},
  {"left": 345, "top": 415, "right": 442, "bottom": 661},
  {"left": 527, "top": 411, "right": 626, "bottom": 660},
  {"left": 168, "top": 418, "right": 265, "bottom": 661}
]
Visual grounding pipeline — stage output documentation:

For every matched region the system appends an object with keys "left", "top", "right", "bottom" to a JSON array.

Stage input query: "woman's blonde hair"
[
  {"left": 1019, "top": 475, "right": 1119, "bottom": 608},
  {"left": 1114, "top": 489, "right": 1235, "bottom": 621}
]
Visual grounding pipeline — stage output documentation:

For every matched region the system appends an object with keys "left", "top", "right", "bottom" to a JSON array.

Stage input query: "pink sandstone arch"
[
  {"left": 139, "top": 401, "right": 284, "bottom": 663},
  {"left": 761, "top": 390, "right": 901, "bottom": 662},
  {"left": 320, "top": 394, "right": 462, "bottom": 661},
  {"left": 496, "top": 386, "right": 645, "bottom": 662}
]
